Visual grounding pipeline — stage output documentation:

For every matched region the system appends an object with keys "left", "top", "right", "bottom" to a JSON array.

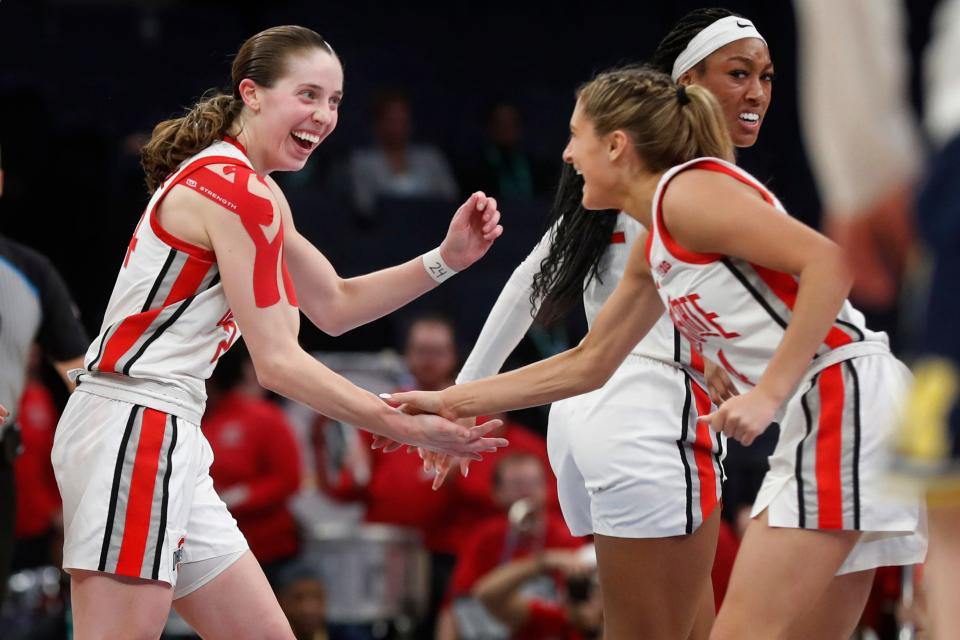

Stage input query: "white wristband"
[{"left": 422, "top": 247, "right": 457, "bottom": 284}]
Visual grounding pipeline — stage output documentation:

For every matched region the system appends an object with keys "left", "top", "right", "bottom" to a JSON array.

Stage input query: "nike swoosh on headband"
[{"left": 737, "top": 21, "right": 750, "bottom": 28}]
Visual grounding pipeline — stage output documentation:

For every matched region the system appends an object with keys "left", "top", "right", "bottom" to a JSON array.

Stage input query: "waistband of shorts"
[
  {"left": 805, "top": 341, "right": 891, "bottom": 379},
  {"left": 75, "top": 372, "right": 205, "bottom": 425},
  {"left": 621, "top": 352, "right": 683, "bottom": 371}
]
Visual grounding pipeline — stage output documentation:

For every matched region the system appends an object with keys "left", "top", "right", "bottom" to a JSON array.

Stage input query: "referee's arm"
[{"left": 34, "top": 252, "right": 88, "bottom": 389}]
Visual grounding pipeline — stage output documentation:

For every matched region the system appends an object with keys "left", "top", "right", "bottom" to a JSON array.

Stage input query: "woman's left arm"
[
  {"left": 664, "top": 170, "right": 853, "bottom": 443},
  {"left": 268, "top": 179, "right": 502, "bottom": 336}
]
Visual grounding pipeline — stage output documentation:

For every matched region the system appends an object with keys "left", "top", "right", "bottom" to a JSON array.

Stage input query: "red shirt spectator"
[
  {"left": 321, "top": 424, "right": 458, "bottom": 553},
  {"left": 318, "top": 316, "right": 481, "bottom": 555},
  {"left": 14, "top": 381, "right": 60, "bottom": 539},
  {"left": 445, "top": 415, "right": 559, "bottom": 546},
  {"left": 449, "top": 511, "right": 583, "bottom": 599},
  {"left": 205, "top": 390, "right": 303, "bottom": 566}
]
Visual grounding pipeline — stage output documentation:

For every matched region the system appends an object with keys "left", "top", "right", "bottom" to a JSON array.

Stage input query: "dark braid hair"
[
  {"left": 530, "top": 165, "right": 617, "bottom": 323},
  {"left": 529, "top": 8, "right": 738, "bottom": 323}
]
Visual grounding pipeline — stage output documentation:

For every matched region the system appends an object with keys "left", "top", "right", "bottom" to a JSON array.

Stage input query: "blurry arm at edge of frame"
[{"left": 795, "top": 0, "right": 923, "bottom": 307}]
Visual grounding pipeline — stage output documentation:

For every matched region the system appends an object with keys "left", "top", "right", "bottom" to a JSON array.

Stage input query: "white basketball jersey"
[
  {"left": 78, "top": 139, "right": 252, "bottom": 423},
  {"left": 646, "top": 157, "right": 887, "bottom": 391},
  {"left": 584, "top": 213, "right": 700, "bottom": 369}
]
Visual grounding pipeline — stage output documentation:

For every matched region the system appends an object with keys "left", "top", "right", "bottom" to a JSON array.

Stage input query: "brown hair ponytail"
[
  {"left": 141, "top": 93, "right": 242, "bottom": 192},
  {"left": 140, "top": 25, "right": 335, "bottom": 193}
]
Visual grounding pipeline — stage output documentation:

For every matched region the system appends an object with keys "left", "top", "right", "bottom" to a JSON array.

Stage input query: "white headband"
[{"left": 671, "top": 16, "right": 767, "bottom": 81}]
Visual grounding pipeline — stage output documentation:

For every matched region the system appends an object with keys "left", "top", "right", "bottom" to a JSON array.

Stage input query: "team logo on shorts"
[{"left": 172, "top": 535, "right": 186, "bottom": 573}]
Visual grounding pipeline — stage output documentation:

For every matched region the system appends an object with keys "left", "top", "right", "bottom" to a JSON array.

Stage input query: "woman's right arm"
[
  {"left": 456, "top": 225, "right": 555, "bottom": 383},
  {"left": 168, "top": 173, "right": 506, "bottom": 458}
]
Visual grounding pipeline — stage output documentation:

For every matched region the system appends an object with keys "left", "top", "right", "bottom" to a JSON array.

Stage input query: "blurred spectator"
[
  {"left": 275, "top": 562, "right": 330, "bottom": 640},
  {"left": 456, "top": 102, "right": 552, "bottom": 201},
  {"left": 204, "top": 344, "right": 304, "bottom": 584},
  {"left": 440, "top": 453, "right": 584, "bottom": 640},
  {"left": 0, "top": 142, "right": 88, "bottom": 608},
  {"left": 12, "top": 346, "right": 62, "bottom": 572},
  {"left": 348, "top": 90, "right": 458, "bottom": 215},
  {"left": 473, "top": 546, "right": 602, "bottom": 640},
  {"left": 318, "top": 316, "right": 470, "bottom": 636}
]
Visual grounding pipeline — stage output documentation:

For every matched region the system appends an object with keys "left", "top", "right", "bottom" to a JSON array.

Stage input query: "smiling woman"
[{"left": 51, "top": 24, "right": 506, "bottom": 640}]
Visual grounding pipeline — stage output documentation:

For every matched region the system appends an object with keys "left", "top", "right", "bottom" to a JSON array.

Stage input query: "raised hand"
[
  {"left": 0, "top": 404, "right": 7, "bottom": 424},
  {"left": 439, "top": 191, "right": 504, "bottom": 271},
  {"left": 698, "top": 388, "right": 780, "bottom": 446}
]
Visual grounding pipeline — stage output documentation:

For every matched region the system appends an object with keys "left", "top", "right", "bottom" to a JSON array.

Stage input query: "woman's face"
[
  {"left": 680, "top": 37, "right": 773, "bottom": 148},
  {"left": 250, "top": 48, "right": 344, "bottom": 172},
  {"left": 562, "top": 101, "right": 625, "bottom": 211}
]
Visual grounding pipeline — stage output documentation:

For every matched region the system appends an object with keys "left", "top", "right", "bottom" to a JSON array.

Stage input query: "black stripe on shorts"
[{"left": 99, "top": 405, "right": 141, "bottom": 571}]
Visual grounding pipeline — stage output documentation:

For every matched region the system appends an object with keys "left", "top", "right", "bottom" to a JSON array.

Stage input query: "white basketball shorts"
[
  {"left": 752, "top": 353, "right": 927, "bottom": 574},
  {"left": 52, "top": 389, "right": 248, "bottom": 594},
  {"left": 547, "top": 355, "right": 724, "bottom": 538}
]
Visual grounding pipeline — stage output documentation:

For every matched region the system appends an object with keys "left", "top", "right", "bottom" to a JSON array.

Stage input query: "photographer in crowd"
[{"left": 473, "top": 546, "right": 602, "bottom": 640}]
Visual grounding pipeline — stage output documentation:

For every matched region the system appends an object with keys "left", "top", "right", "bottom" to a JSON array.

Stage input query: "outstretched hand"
[
  {"left": 439, "top": 191, "right": 504, "bottom": 272},
  {"left": 371, "top": 413, "right": 506, "bottom": 460}
]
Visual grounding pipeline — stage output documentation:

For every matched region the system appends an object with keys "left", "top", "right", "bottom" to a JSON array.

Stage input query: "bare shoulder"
[{"left": 664, "top": 169, "right": 764, "bottom": 210}]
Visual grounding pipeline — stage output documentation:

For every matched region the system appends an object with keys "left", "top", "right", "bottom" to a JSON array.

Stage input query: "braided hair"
[{"left": 529, "top": 8, "right": 738, "bottom": 323}]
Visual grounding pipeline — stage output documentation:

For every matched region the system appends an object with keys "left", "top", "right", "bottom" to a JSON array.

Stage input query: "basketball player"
[
  {"left": 425, "top": 10, "right": 773, "bottom": 639},
  {"left": 51, "top": 26, "right": 507, "bottom": 639},
  {"left": 386, "top": 66, "right": 926, "bottom": 639}
]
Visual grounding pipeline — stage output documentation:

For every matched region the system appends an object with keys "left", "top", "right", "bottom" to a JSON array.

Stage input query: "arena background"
[{"left": 0, "top": 0, "right": 938, "bottom": 400}]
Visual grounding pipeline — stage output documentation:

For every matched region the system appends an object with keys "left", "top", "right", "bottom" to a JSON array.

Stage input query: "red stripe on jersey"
[
  {"left": 115, "top": 409, "right": 167, "bottom": 576},
  {"left": 644, "top": 227, "right": 654, "bottom": 265},
  {"left": 97, "top": 309, "right": 164, "bottom": 372},
  {"left": 97, "top": 255, "right": 211, "bottom": 372},
  {"left": 815, "top": 365, "right": 845, "bottom": 529},
  {"left": 689, "top": 347, "right": 705, "bottom": 373},
  {"left": 124, "top": 213, "right": 146, "bottom": 268},
  {"left": 749, "top": 264, "right": 852, "bottom": 349},
  {"left": 610, "top": 231, "right": 626, "bottom": 244},
  {"left": 163, "top": 255, "right": 212, "bottom": 305},
  {"left": 691, "top": 383, "right": 718, "bottom": 520}
]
